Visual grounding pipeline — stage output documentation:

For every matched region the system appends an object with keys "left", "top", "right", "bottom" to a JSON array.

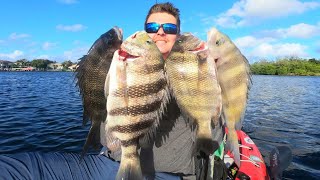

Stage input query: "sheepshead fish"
[
  {"left": 105, "top": 31, "right": 169, "bottom": 180},
  {"left": 165, "top": 33, "right": 222, "bottom": 155},
  {"left": 75, "top": 27, "right": 122, "bottom": 157},
  {"left": 207, "top": 27, "right": 252, "bottom": 166}
]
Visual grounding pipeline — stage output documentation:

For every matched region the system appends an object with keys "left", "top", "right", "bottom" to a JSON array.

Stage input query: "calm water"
[{"left": 0, "top": 72, "right": 319, "bottom": 179}]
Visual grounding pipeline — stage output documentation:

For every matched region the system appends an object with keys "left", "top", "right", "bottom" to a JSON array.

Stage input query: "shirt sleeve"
[{"left": 0, "top": 152, "right": 182, "bottom": 180}]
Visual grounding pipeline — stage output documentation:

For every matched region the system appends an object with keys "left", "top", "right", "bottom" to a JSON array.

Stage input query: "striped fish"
[
  {"left": 207, "top": 27, "right": 252, "bottom": 166},
  {"left": 104, "top": 31, "right": 169, "bottom": 180},
  {"left": 165, "top": 33, "right": 222, "bottom": 155},
  {"left": 75, "top": 27, "right": 122, "bottom": 157}
]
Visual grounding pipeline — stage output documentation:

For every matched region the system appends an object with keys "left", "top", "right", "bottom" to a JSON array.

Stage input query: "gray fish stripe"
[
  {"left": 137, "top": 64, "right": 164, "bottom": 75},
  {"left": 225, "top": 95, "right": 247, "bottom": 107},
  {"left": 221, "top": 69, "right": 248, "bottom": 84},
  {"left": 175, "top": 89, "right": 217, "bottom": 96},
  {"left": 109, "top": 100, "right": 162, "bottom": 116},
  {"left": 110, "top": 118, "right": 155, "bottom": 133},
  {"left": 121, "top": 138, "right": 138, "bottom": 147},
  {"left": 82, "top": 88, "right": 104, "bottom": 96},
  {"left": 113, "top": 78, "right": 166, "bottom": 98},
  {"left": 183, "top": 104, "right": 216, "bottom": 111},
  {"left": 124, "top": 152, "right": 138, "bottom": 159},
  {"left": 174, "top": 75, "right": 211, "bottom": 81},
  {"left": 218, "top": 58, "right": 243, "bottom": 72}
]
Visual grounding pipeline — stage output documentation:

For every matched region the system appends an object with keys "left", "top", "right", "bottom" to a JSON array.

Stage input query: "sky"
[{"left": 1, "top": 0, "right": 320, "bottom": 64}]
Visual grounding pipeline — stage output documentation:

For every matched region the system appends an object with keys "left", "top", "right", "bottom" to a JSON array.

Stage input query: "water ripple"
[{"left": 0, "top": 72, "right": 319, "bottom": 178}]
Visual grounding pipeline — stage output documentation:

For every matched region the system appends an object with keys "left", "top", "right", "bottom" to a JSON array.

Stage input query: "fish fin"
[
  {"left": 101, "top": 72, "right": 122, "bottom": 151},
  {"left": 211, "top": 116, "right": 225, "bottom": 146},
  {"left": 75, "top": 26, "right": 123, "bottom": 157},
  {"left": 237, "top": 55, "right": 252, "bottom": 130},
  {"left": 100, "top": 120, "right": 121, "bottom": 152},
  {"left": 81, "top": 121, "right": 101, "bottom": 160},
  {"left": 226, "top": 130, "right": 240, "bottom": 167},
  {"left": 104, "top": 72, "right": 111, "bottom": 99},
  {"left": 138, "top": 132, "right": 155, "bottom": 148},
  {"left": 74, "top": 55, "right": 91, "bottom": 126},
  {"left": 235, "top": 111, "right": 246, "bottom": 130}
]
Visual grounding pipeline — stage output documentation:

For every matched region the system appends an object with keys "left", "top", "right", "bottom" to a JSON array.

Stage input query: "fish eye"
[
  {"left": 146, "top": 40, "right": 152, "bottom": 44},
  {"left": 216, "top": 38, "right": 225, "bottom": 46}
]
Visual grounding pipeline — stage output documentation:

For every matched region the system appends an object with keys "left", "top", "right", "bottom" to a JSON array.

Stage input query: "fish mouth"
[
  {"left": 118, "top": 49, "right": 140, "bottom": 62},
  {"left": 190, "top": 42, "right": 207, "bottom": 53}
]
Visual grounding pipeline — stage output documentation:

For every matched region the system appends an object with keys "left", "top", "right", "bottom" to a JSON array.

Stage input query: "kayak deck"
[{"left": 225, "top": 130, "right": 269, "bottom": 180}]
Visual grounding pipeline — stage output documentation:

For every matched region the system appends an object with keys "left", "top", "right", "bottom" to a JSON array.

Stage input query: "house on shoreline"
[
  {"left": 12, "top": 67, "right": 36, "bottom": 71},
  {"left": 48, "top": 63, "right": 63, "bottom": 71},
  {"left": 1, "top": 59, "right": 78, "bottom": 72},
  {"left": 68, "top": 64, "right": 78, "bottom": 71},
  {"left": 0, "top": 60, "right": 13, "bottom": 71},
  {"left": 1, "top": 60, "right": 36, "bottom": 71}
]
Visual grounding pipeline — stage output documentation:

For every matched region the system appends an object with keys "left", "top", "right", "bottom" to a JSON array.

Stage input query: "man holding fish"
[
  {"left": 74, "top": 2, "right": 224, "bottom": 179},
  {"left": 73, "top": 0, "right": 251, "bottom": 178},
  {"left": 96, "top": 2, "right": 249, "bottom": 179},
  {"left": 91, "top": 2, "right": 251, "bottom": 180},
  {"left": 101, "top": 3, "right": 206, "bottom": 179}
]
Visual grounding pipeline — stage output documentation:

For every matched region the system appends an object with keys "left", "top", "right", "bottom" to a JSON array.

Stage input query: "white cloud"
[
  {"left": 234, "top": 36, "right": 276, "bottom": 49},
  {"left": 212, "top": 16, "right": 238, "bottom": 28},
  {"left": 56, "top": 24, "right": 87, "bottom": 32},
  {"left": 42, "top": 42, "right": 57, "bottom": 50},
  {"left": 215, "top": 0, "right": 320, "bottom": 27},
  {"left": 285, "top": 23, "right": 320, "bottom": 38},
  {"left": 0, "top": 50, "right": 24, "bottom": 59},
  {"left": 58, "top": 0, "right": 78, "bottom": 4},
  {"left": 250, "top": 43, "right": 308, "bottom": 59},
  {"left": 9, "top": 33, "right": 30, "bottom": 40},
  {"left": 260, "top": 23, "right": 320, "bottom": 39}
]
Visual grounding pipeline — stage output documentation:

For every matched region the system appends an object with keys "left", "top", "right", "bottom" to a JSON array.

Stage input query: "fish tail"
[
  {"left": 227, "top": 129, "right": 240, "bottom": 166},
  {"left": 117, "top": 143, "right": 142, "bottom": 180}
]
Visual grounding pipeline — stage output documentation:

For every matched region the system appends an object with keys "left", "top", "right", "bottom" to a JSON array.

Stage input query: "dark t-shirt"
[{"left": 140, "top": 113, "right": 196, "bottom": 176}]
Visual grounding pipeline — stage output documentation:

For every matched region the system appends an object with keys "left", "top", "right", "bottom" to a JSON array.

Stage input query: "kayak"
[{"left": 224, "top": 130, "right": 269, "bottom": 180}]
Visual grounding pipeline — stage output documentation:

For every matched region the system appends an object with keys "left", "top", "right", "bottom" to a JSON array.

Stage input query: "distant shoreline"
[
  {"left": 250, "top": 58, "right": 320, "bottom": 76},
  {"left": 1, "top": 70, "right": 319, "bottom": 77},
  {"left": 251, "top": 73, "right": 320, "bottom": 77},
  {"left": 0, "top": 70, "right": 75, "bottom": 72}
]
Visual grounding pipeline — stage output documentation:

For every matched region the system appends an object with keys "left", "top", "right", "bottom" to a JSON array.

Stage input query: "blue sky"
[{"left": 1, "top": 0, "right": 319, "bottom": 63}]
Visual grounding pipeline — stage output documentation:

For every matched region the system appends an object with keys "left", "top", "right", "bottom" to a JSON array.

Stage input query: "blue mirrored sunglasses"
[{"left": 145, "top": 22, "right": 178, "bottom": 34}]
